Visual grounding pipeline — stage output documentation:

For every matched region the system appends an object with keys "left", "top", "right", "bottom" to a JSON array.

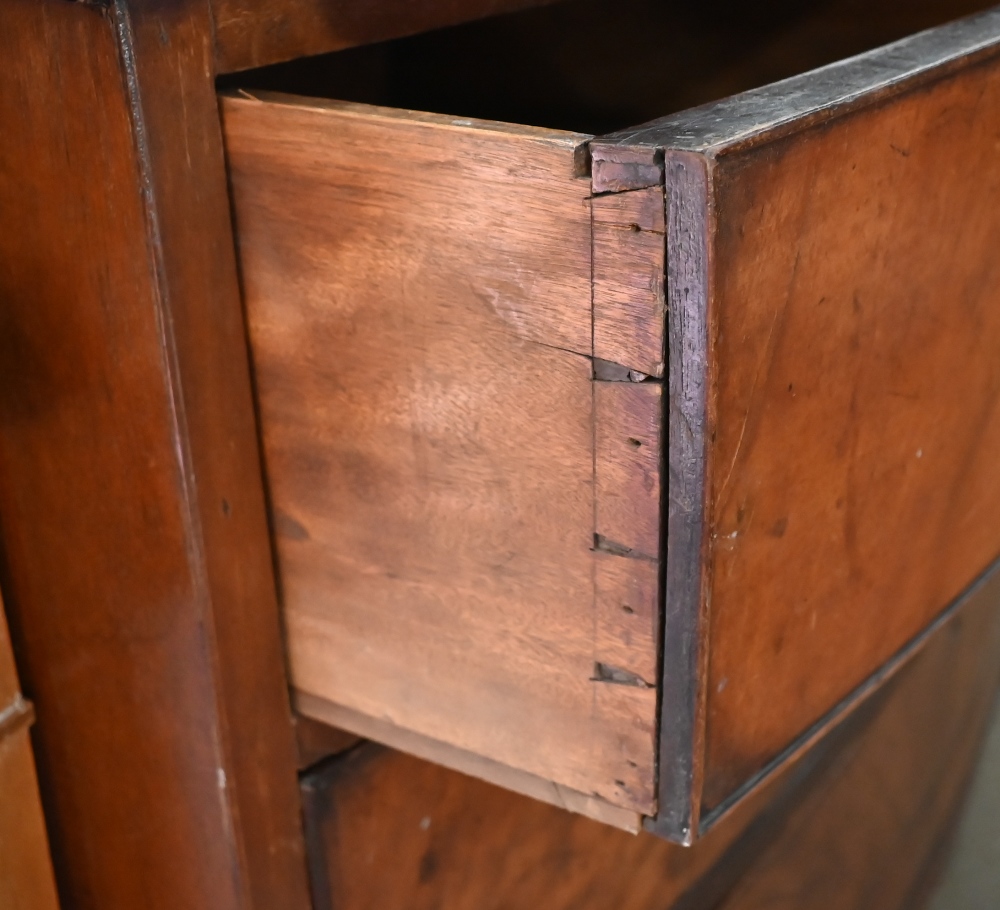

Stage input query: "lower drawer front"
[
  {"left": 222, "top": 7, "right": 1000, "bottom": 838},
  {"left": 300, "top": 574, "right": 1000, "bottom": 910}
]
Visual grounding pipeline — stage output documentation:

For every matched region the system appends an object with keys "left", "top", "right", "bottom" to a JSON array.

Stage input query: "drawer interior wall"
[{"left": 220, "top": 0, "right": 1000, "bottom": 840}]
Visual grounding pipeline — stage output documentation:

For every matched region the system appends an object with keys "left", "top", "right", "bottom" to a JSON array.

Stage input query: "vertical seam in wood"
[
  {"left": 109, "top": 3, "right": 248, "bottom": 905},
  {"left": 589, "top": 180, "right": 600, "bottom": 746}
]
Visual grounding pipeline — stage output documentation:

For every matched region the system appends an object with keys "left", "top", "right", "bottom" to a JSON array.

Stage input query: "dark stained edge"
[
  {"left": 596, "top": 6, "right": 1000, "bottom": 156},
  {"left": 299, "top": 742, "right": 373, "bottom": 910},
  {"left": 697, "top": 551, "right": 1000, "bottom": 836},
  {"left": 641, "top": 151, "right": 713, "bottom": 845}
]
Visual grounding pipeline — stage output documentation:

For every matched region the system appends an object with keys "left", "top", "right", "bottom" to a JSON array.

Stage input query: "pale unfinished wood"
[
  {"left": 296, "top": 692, "right": 642, "bottom": 832},
  {"left": 0, "top": 728, "right": 60, "bottom": 910},
  {"left": 592, "top": 190, "right": 666, "bottom": 377},
  {"left": 222, "top": 92, "right": 660, "bottom": 815}
]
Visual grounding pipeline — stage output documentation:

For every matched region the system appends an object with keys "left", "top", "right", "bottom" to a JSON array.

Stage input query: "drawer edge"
[{"left": 294, "top": 691, "right": 643, "bottom": 834}]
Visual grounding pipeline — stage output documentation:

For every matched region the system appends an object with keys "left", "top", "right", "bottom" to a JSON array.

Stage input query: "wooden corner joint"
[{"left": 588, "top": 161, "right": 667, "bottom": 817}]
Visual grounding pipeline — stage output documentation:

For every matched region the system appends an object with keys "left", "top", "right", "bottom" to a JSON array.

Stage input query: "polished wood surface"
[
  {"left": 300, "top": 559, "right": 1000, "bottom": 910},
  {"left": 4, "top": 0, "right": 1000, "bottom": 905},
  {"left": 222, "top": 92, "right": 659, "bottom": 819},
  {"left": 0, "top": 1, "right": 310, "bottom": 906},
  {"left": 211, "top": 0, "right": 559, "bottom": 74},
  {"left": 593, "top": 7, "right": 1000, "bottom": 835}
]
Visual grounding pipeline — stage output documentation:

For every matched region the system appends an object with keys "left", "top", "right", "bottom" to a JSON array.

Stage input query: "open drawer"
[{"left": 220, "top": 2, "right": 1000, "bottom": 841}]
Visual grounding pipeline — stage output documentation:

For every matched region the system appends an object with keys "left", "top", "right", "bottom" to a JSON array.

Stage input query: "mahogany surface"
[
  {"left": 0, "top": 1, "right": 310, "bottom": 907},
  {"left": 594, "top": 7, "right": 1000, "bottom": 835},
  {"left": 3, "top": 0, "right": 1000, "bottom": 906}
]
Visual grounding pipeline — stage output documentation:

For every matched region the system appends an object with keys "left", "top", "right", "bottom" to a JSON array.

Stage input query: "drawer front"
[
  {"left": 594, "top": 7, "right": 1000, "bottom": 837},
  {"left": 223, "top": 7, "right": 1000, "bottom": 839}
]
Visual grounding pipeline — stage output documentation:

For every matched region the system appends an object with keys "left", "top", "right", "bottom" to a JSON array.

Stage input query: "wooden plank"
[
  {"left": 298, "top": 562, "right": 1000, "bottom": 910},
  {"left": 593, "top": 7, "right": 1000, "bottom": 836},
  {"left": 211, "top": 0, "right": 560, "bottom": 73},
  {"left": 0, "top": 728, "right": 60, "bottom": 910},
  {"left": 296, "top": 693, "right": 642, "bottom": 832},
  {"left": 0, "top": 2, "right": 310, "bottom": 907},
  {"left": 222, "top": 93, "right": 659, "bottom": 813}
]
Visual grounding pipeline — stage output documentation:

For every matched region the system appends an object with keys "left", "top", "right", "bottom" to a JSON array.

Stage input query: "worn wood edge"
[
  {"left": 686, "top": 550, "right": 1000, "bottom": 839},
  {"left": 220, "top": 89, "right": 594, "bottom": 152},
  {"left": 593, "top": 6, "right": 1000, "bottom": 157},
  {"left": 0, "top": 694, "right": 34, "bottom": 743},
  {"left": 294, "top": 691, "right": 643, "bottom": 833},
  {"left": 642, "top": 150, "right": 713, "bottom": 846}
]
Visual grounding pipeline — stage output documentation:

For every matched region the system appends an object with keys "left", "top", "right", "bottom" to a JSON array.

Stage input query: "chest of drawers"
[{"left": 2, "top": 0, "right": 1000, "bottom": 906}]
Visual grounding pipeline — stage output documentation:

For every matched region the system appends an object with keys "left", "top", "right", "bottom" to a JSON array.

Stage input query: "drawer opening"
[
  {"left": 217, "top": 0, "right": 991, "bottom": 136},
  {"left": 219, "top": 0, "right": 1000, "bottom": 842}
]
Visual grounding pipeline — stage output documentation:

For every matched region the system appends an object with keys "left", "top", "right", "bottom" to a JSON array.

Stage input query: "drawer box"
[{"left": 221, "top": 5, "right": 1000, "bottom": 840}]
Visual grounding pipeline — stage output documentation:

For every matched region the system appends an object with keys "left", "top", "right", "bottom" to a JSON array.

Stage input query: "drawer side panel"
[{"left": 222, "top": 94, "right": 659, "bottom": 812}]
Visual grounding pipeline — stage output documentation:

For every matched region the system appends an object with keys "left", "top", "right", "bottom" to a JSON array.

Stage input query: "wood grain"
[
  {"left": 0, "top": 2, "right": 309, "bottom": 907},
  {"left": 0, "top": 728, "right": 60, "bottom": 910},
  {"left": 297, "top": 692, "right": 643, "bottom": 832},
  {"left": 211, "top": 0, "right": 560, "bottom": 73},
  {"left": 222, "top": 92, "right": 659, "bottom": 813},
  {"left": 298, "top": 560, "right": 1000, "bottom": 910},
  {"left": 593, "top": 8, "right": 1000, "bottom": 831},
  {"left": 593, "top": 190, "right": 666, "bottom": 377}
]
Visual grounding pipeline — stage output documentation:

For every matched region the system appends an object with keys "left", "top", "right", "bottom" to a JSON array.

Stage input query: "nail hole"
[
  {"left": 627, "top": 437, "right": 643, "bottom": 448},
  {"left": 221, "top": 499, "right": 231, "bottom": 517},
  {"left": 622, "top": 605, "right": 635, "bottom": 615}
]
